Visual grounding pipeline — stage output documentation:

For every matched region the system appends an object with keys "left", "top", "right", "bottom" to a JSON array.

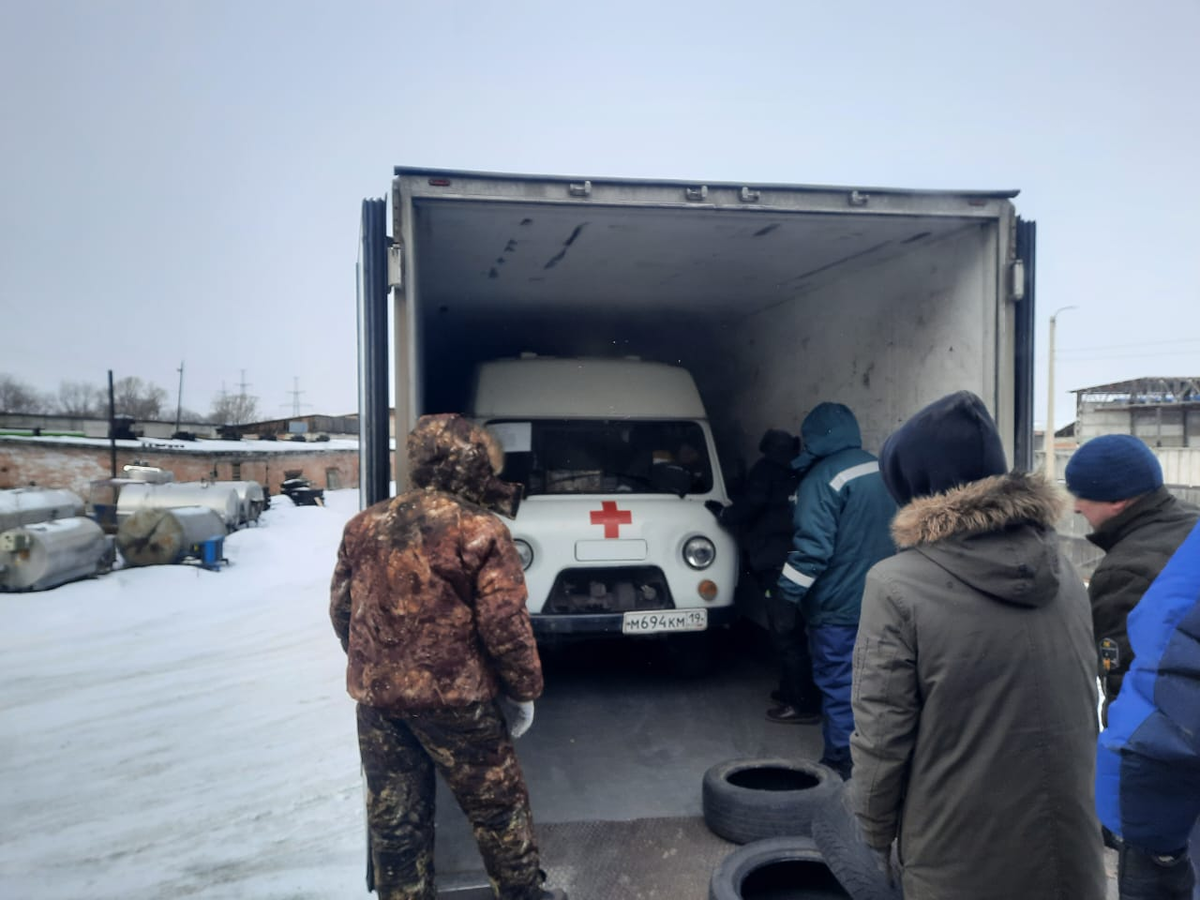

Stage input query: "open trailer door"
[
  {"left": 1013, "top": 217, "right": 1037, "bottom": 472},
  {"left": 358, "top": 197, "right": 391, "bottom": 509}
]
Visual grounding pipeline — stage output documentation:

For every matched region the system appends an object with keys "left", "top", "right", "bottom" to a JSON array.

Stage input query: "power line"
[
  {"left": 1049, "top": 349, "right": 1200, "bottom": 362},
  {"left": 1056, "top": 338, "right": 1200, "bottom": 354}
]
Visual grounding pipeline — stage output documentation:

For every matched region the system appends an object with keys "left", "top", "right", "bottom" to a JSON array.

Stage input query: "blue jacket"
[
  {"left": 777, "top": 403, "right": 897, "bottom": 626},
  {"left": 1096, "top": 520, "right": 1200, "bottom": 853}
]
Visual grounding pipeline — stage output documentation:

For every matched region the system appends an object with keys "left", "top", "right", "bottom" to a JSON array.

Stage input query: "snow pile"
[{"left": 0, "top": 490, "right": 368, "bottom": 900}]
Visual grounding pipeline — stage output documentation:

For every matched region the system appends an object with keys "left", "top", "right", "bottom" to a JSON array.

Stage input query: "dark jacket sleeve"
[
  {"left": 718, "top": 460, "right": 772, "bottom": 534},
  {"left": 329, "top": 528, "right": 354, "bottom": 654},
  {"left": 850, "top": 567, "right": 921, "bottom": 850},
  {"left": 777, "top": 466, "right": 839, "bottom": 602},
  {"left": 1090, "top": 564, "right": 1153, "bottom": 696},
  {"left": 464, "top": 514, "right": 544, "bottom": 702}
]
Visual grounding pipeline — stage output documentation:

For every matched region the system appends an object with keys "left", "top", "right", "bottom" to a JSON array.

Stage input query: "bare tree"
[
  {"left": 209, "top": 391, "right": 259, "bottom": 425},
  {"left": 56, "top": 380, "right": 106, "bottom": 416},
  {"left": 112, "top": 376, "right": 168, "bottom": 420},
  {"left": 0, "top": 374, "right": 51, "bottom": 413}
]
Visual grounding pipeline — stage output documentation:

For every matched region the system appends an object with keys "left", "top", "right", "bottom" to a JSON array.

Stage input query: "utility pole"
[
  {"left": 107, "top": 370, "right": 116, "bottom": 478},
  {"left": 1045, "top": 305, "right": 1077, "bottom": 483},
  {"left": 283, "top": 376, "right": 310, "bottom": 417},
  {"left": 174, "top": 360, "right": 184, "bottom": 432}
]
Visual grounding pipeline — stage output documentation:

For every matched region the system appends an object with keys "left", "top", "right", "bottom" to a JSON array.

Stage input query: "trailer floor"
[
  {"left": 432, "top": 627, "right": 817, "bottom": 898},
  {"left": 432, "top": 626, "right": 1120, "bottom": 900}
]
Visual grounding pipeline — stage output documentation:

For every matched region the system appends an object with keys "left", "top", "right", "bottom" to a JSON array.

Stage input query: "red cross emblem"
[{"left": 590, "top": 501, "right": 632, "bottom": 538}]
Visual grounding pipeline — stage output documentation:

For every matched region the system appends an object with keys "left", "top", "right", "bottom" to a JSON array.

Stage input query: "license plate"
[{"left": 621, "top": 609, "right": 707, "bottom": 635}]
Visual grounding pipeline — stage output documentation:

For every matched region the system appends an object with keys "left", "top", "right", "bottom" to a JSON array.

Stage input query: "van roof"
[{"left": 470, "top": 357, "right": 708, "bottom": 420}]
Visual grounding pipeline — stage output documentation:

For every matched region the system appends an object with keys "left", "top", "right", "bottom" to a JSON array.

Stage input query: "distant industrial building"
[{"left": 1073, "top": 377, "right": 1200, "bottom": 447}]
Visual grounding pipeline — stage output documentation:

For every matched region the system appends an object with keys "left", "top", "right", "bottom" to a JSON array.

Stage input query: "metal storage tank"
[
  {"left": 116, "top": 507, "right": 227, "bottom": 568},
  {"left": 222, "top": 481, "right": 266, "bottom": 525},
  {"left": 116, "top": 482, "right": 240, "bottom": 530},
  {"left": 0, "top": 487, "right": 85, "bottom": 533},
  {"left": 0, "top": 517, "right": 113, "bottom": 592},
  {"left": 121, "top": 464, "right": 175, "bottom": 484}
]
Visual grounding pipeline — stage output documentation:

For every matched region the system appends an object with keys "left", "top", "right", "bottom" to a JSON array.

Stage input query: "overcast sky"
[{"left": 2, "top": 0, "right": 1197, "bottom": 429}]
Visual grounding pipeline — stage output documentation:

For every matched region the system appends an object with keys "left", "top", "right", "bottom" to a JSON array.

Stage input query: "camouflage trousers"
[{"left": 357, "top": 701, "right": 544, "bottom": 900}]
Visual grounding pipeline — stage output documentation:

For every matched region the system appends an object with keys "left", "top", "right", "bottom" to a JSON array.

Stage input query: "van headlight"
[
  {"left": 683, "top": 536, "right": 716, "bottom": 570},
  {"left": 513, "top": 539, "right": 534, "bottom": 571}
]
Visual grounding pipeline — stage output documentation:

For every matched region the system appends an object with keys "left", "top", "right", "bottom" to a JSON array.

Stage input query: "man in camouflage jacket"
[{"left": 331, "top": 413, "right": 563, "bottom": 900}]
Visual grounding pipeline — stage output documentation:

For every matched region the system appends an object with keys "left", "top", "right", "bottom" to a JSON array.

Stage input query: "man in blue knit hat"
[
  {"left": 1066, "top": 434, "right": 1199, "bottom": 896},
  {"left": 1064, "top": 434, "right": 1198, "bottom": 719}
]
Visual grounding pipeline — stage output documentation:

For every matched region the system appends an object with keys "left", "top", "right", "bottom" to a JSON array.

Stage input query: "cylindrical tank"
[
  {"left": 0, "top": 487, "right": 85, "bottom": 533},
  {"left": 116, "top": 507, "right": 226, "bottom": 568},
  {"left": 116, "top": 482, "right": 240, "bottom": 530},
  {"left": 0, "top": 517, "right": 112, "bottom": 591},
  {"left": 223, "top": 481, "right": 266, "bottom": 524}
]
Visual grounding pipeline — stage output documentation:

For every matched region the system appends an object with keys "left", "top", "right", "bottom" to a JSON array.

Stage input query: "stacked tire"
[
  {"left": 702, "top": 758, "right": 842, "bottom": 845},
  {"left": 702, "top": 757, "right": 901, "bottom": 900}
]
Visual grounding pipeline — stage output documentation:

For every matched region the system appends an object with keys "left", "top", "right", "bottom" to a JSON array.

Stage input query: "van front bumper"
[{"left": 531, "top": 605, "right": 739, "bottom": 637}]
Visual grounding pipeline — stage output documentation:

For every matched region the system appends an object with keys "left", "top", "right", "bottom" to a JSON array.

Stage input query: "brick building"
[{"left": 0, "top": 434, "right": 359, "bottom": 498}]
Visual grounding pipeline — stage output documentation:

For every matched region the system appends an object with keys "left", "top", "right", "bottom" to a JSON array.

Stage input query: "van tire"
[
  {"left": 702, "top": 757, "right": 842, "bottom": 844},
  {"left": 709, "top": 836, "right": 851, "bottom": 900}
]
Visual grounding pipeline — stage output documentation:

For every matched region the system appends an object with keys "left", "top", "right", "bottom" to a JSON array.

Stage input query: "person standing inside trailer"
[
  {"left": 775, "top": 403, "right": 896, "bottom": 778},
  {"left": 330, "top": 413, "right": 566, "bottom": 900},
  {"left": 851, "top": 391, "right": 1105, "bottom": 899},
  {"left": 707, "top": 428, "right": 820, "bottom": 722}
]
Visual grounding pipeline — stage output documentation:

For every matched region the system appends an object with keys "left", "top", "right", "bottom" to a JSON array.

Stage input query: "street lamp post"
[{"left": 1045, "top": 305, "right": 1077, "bottom": 482}]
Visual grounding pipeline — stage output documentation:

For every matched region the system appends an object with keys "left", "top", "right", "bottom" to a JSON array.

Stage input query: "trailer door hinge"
[
  {"left": 848, "top": 190, "right": 870, "bottom": 207},
  {"left": 568, "top": 181, "right": 592, "bottom": 198},
  {"left": 387, "top": 244, "right": 404, "bottom": 290},
  {"left": 1010, "top": 259, "right": 1026, "bottom": 301},
  {"left": 685, "top": 185, "right": 709, "bottom": 202},
  {"left": 740, "top": 187, "right": 761, "bottom": 203}
]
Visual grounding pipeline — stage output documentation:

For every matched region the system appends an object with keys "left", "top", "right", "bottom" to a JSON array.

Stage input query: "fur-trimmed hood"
[
  {"left": 891, "top": 472, "right": 1071, "bottom": 609},
  {"left": 407, "top": 413, "right": 522, "bottom": 518}
]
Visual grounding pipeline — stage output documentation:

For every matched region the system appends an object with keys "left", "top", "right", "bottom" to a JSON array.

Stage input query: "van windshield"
[{"left": 485, "top": 419, "right": 713, "bottom": 496}]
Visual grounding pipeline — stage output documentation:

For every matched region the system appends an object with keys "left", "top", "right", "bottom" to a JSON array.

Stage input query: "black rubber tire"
[
  {"left": 702, "top": 757, "right": 843, "bottom": 844},
  {"left": 810, "top": 788, "right": 903, "bottom": 900},
  {"left": 709, "top": 835, "right": 852, "bottom": 900}
]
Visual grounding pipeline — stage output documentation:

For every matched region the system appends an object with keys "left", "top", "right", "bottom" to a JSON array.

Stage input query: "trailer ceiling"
[{"left": 412, "top": 198, "right": 987, "bottom": 317}]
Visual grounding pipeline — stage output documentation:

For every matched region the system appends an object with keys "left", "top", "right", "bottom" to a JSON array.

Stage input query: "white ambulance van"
[{"left": 469, "top": 355, "right": 739, "bottom": 641}]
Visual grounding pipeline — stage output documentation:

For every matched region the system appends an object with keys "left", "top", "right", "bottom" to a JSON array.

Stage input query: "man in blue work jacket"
[{"left": 776, "top": 402, "right": 897, "bottom": 779}]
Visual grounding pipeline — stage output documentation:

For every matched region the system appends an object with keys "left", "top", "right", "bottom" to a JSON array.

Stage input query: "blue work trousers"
[{"left": 809, "top": 623, "right": 857, "bottom": 774}]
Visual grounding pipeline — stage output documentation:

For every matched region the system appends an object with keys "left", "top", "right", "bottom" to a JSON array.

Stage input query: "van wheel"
[
  {"left": 703, "top": 758, "right": 842, "bottom": 844},
  {"left": 709, "top": 836, "right": 851, "bottom": 900}
]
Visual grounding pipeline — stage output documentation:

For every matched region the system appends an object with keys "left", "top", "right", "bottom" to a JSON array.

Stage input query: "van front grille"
[{"left": 544, "top": 567, "right": 675, "bottom": 615}]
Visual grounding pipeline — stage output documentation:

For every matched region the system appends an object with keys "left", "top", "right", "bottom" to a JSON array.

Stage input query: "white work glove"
[{"left": 502, "top": 698, "right": 535, "bottom": 739}]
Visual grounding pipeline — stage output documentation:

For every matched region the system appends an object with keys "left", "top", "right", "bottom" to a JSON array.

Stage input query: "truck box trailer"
[{"left": 357, "top": 168, "right": 1036, "bottom": 628}]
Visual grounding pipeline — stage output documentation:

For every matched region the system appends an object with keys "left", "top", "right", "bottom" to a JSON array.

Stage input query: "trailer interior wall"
[
  {"left": 397, "top": 175, "right": 1015, "bottom": 482},
  {"left": 712, "top": 221, "right": 1004, "bottom": 462}
]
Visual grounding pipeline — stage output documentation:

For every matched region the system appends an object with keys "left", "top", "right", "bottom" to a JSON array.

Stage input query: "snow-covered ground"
[{"left": 0, "top": 490, "right": 367, "bottom": 900}]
